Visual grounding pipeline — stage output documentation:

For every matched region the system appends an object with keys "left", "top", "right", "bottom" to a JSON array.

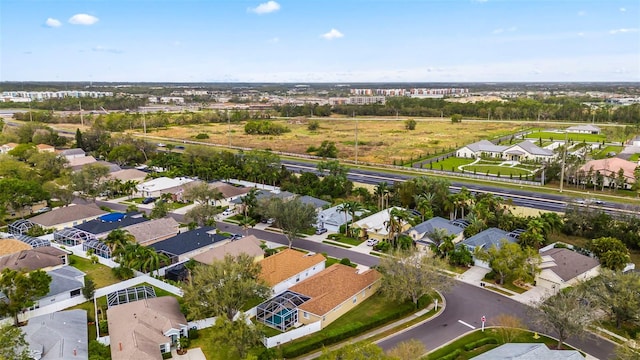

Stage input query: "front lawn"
[
  {"left": 70, "top": 255, "right": 121, "bottom": 288},
  {"left": 593, "top": 145, "right": 623, "bottom": 159},
  {"left": 426, "top": 157, "right": 476, "bottom": 170},
  {"left": 462, "top": 164, "right": 533, "bottom": 177},
  {"left": 326, "top": 233, "right": 364, "bottom": 246}
]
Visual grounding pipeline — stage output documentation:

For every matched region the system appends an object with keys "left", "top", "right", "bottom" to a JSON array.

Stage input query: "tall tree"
[
  {"left": 319, "top": 342, "right": 391, "bottom": 360},
  {"left": 103, "top": 228, "right": 135, "bottom": 258},
  {"left": 183, "top": 254, "right": 271, "bottom": 321},
  {"left": 263, "top": 197, "right": 317, "bottom": 248},
  {"left": 386, "top": 339, "right": 426, "bottom": 360},
  {"left": 214, "top": 314, "right": 264, "bottom": 359},
  {"left": 588, "top": 269, "right": 640, "bottom": 329},
  {"left": 74, "top": 128, "right": 84, "bottom": 149},
  {"left": 377, "top": 249, "right": 452, "bottom": 308},
  {"left": 184, "top": 203, "right": 220, "bottom": 227},
  {"left": 0, "top": 324, "right": 30, "bottom": 360},
  {"left": 71, "top": 163, "right": 110, "bottom": 201},
  {"left": 590, "top": 237, "right": 631, "bottom": 271},
  {"left": 0, "top": 269, "right": 51, "bottom": 325},
  {"left": 183, "top": 182, "right": 224, "bottom": 206},
  {"left": 477, "top": 240, "right": 540, "bottom": 285},
  {"left": 536, "top": 287, "right": 596, "bottom": 350}
]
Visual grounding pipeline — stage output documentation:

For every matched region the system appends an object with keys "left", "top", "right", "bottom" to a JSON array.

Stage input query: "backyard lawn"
[
  {"left": 593, "top": 145, "right": 624, "bottom": 159},
  {"left": 70, "top": 255, "right": 121, "bottom": 288}
]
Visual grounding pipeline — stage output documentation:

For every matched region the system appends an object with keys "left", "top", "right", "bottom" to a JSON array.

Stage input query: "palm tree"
[
  {"left": 374, "top": 182, "right": 390, "bottom": 210},
  {"left": 337, "top": 202, "right": 352, "bottom": 235},
  {"left": 348, "top": 201, "right": 364, "bottom": 236},
  {"left": 384, "top": 208, "right": 410, "bottom": 247},
  {"left": 414, "top": 193, "right": 434, "bottom": 222},
  {"left": 104, "top": 229, "right": 135, "bottom": 258},
  {"left": 240, "top": 188, "right": 258, "bottom": 218},
  {"left": 238, "top": 216, "right": 255, "bottom": 236}
]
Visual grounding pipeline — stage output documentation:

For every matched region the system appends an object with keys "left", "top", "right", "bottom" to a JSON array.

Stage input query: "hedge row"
[
  {"left": 281, "top": 296, "right": 431, "bottom": 358},
  {"left": 436, "top": 348, "right": 462, "bottom": 360},
  {"left": 463, "top": 337, "right": 498, "bottom": 351}
]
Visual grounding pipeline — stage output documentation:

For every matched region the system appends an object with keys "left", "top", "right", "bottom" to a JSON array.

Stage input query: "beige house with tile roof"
[
  {"left": 259, "top": 249, "right": 326, "bottom": 295},
  {"left": 124, "top": 217, "right": 180, "bottom": 246},
  {"left": 192, "top": 235, "right": 265, "bottom": 265},
  {"left": 289, "top": 264, "right": 381, "bottom": 328},
  {"left": 29, "top": 204, "right": 107, "bottom": 230},
  {"left": 36, "top": 144, "right": 55, "bottom": 153},
  {"left": 0, "top": 239, "right": 32, "bottom": 257},
  {"left": 107, "top": 296, "right": 188, "bottom": 360}
]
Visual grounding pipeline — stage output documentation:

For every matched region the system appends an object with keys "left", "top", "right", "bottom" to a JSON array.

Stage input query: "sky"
[{"left": 1, "top": 0, "right": 639, "bottom": 83}]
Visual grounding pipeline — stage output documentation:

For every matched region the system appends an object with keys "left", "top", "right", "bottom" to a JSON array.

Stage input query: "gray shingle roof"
[
  {"left": 466, "top": 140, "right": 508, "bottom": 153},
  {"left": 59, "top": 148, "right": 86, "bottom": 157},
  {"left": 150, "top": 226, "right": 230, "bottom": 256},
  {"left": 511, "top": 141, "right": 554, "bottom": 156},
  {"left": 471, "top": 343, "right": 583, "bottom": 360},
  {"left": 462, "top": 228, "right": 514, "bottom": 250},
  {"left": 22, "top": 309, "right": 88, "bottom": 360},
  {"left": 29, "top": 204, "right": 108, "bottom": 228},
  {"left": 298, "top": 195, "right": 330, "bottom": 209},
  {"left": 408, "top": 217, "right": 464, "bottom": 241},
  {"left": 46, "top": 266, "right": 85, "bottom": 298},
  {"left": 74, "top": 212, "right": 148, "bottom": 235},
  {"left": 540, "top": 248, "right": 599, "bottom": 281}
]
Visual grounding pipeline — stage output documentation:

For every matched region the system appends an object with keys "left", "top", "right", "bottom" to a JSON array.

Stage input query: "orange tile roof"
[
  {"left": 290, "top": 264, "right": 381, "bottom": 316},
  {"left": 259, "top": 249, "right": 325, "bottom": 286},
  {"left": 580, "top": 158, "right": 638, "bottom": 183}
]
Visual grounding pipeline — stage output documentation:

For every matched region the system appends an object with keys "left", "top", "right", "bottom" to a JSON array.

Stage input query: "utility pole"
[
  {"left": 79, "top": 101, "right": 84, "bottom": 128},
  {"left": 559, "top": 131, "right": 567, "bottom": 192},
  {"left": 28, "top": 101, "right": 33, "bottom": 122},
  {"left": 227, "top": 110, "right": 231, "bottom": 147}
]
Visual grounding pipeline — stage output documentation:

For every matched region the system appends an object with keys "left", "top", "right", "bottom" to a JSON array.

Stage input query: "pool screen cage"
[
  {"left": 256, "top": 290, "right": 311, "bottom": 332},
  {"left": 107, "top": 285, "right": 157, "bottom": 308},
  {"left": 83, "top": 239, "right": 112, "bottom": 259},
  {"left": 15, "top": 234, "right": 50, "bottom": 248},
  {"left": 53, "top": 228, "right": 97, "bottom": 246},
  {"left": 8, "top": 219, "right": 35, "bottom": 235}
]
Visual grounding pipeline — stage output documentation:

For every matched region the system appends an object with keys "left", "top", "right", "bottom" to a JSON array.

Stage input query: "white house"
[
  {"left": 406, "top": 217, "right": 465, "bottom": 245},
  {"left": 535, "top": 247, "right": 600, "bottom": 291},
  {"left": 30, "top": 266, "right": 86, "bottom": 310},
  {"left": 456, "top": 140, "right": 507, "bottom": 159},
  {"left": 317, "top": 204, "right": 366, "bottom": 232},
  {"left": 259, "top": 249, "right": 326, "bottom": 295},
  {"left": 461, "top": 228, "right": 516, "bottom": 269},
  {"left": 566, "top": 124, "right": 601, "bottom": 134},
  {"left": 352, "top": 207, "right": 409, "bottom": 241},
  {"left": 503, "top": 141, "right": 555, "bottom": 162},
  {"left": 136, "top": 177, "right": 194, "bottom": 198}
]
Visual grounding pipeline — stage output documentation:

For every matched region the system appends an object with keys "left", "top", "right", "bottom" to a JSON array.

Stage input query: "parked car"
[
  {"left": 175, "top": 145, "right": 185, "bottom": 150},
  {"left": 230, "top": 233, "right": 244, "bottom": 240},
  {"left": 315, "top": 228, "right": 328, "bottom": 235},
  {"left": 590, "top": 198, "right": 605, "bottom": 205},
  {"left": 366, "top": 239, "right": 379, "bottom": 246},
  {"left": 35, "top": 207, "right": 51, "bottom": 214},
  {"left": 261, "top": 218, "right": 275, "bottom": 225},
  {"left": 142, "top": 197, "right": 157, "bottom": 204},
  {"left": 222, "top": 209, "right": 233, "bottom": 216}
]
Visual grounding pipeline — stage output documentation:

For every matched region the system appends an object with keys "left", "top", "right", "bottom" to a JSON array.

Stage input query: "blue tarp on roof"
[{"left": 99, "top": 213, "right": 126, "bottom": 222}]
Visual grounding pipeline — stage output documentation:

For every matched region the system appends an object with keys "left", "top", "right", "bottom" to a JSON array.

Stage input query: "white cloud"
[
  {"left": 609, "top": 28, "right": 639, "bottom": 34},
  {"left": 248, "top": 1, "right": 280, "bottom": 14},
  {"left": 45, "top": 18, "right": 62, "bottom": 28},
  {"left": 68, "top": 13, "right": 99, "bottom": 25},
  {"left": 92, "top": 46, "right": 122, "bottom": 54},
  {"left": 267, "top": 37, "right": 280, "bottom": 43},
  {"left": 492, "top": 28, "right": 504, "bottom": 34},
  {"left": 577, "top": 10, "right": 586, "bottom": 16},
  {"left": 619, "top": 7, "right": 626, "bottom": 12},
  {"left": 321, "top": 29, "right": 344, "bottom": 40}
]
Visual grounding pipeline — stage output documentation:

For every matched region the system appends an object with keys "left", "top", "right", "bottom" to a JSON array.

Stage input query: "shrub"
[
  {"left": 463, "top": 337, "right": 498, "bottom": 351},
  {"left": 188, "top": 328, "right": 199, "bottom": 340},
  {"left": 307, "top": 119, "right": 320, "bottom": 131},
  {"left": 194, "top": 133, "right": 209, "bottom": 139},
  {"left": 99, "top": 320, "right": 109, "bottom": 334},
  {"left": 437, "top": 349, "right": 462, "bottom": 360},
  {"left": 111, "top": 266, "right": 134, "bottom": 280},
  {"left": 340, "top": 258, "right": 351, "bottom": 266}
]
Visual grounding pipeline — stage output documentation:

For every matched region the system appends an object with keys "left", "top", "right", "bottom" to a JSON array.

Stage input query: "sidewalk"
[{"left": 296, "top": 301, "right": 443, "bottom": 360}]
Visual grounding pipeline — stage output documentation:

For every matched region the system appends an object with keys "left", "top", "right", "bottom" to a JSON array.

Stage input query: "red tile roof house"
[
  {"left": 256, "top": 264, "right": 381, "bottom": 332},
  {"left": 259, "top": 248, "right": 326, "bottom": 295}
]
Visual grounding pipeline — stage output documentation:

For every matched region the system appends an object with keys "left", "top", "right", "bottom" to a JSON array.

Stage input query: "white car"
[
  {"left": 222, "top": 209, "right": 233, "bottom": 216},
  {"left": 366, "top": 239, "right": 379, "bottom": 246}
]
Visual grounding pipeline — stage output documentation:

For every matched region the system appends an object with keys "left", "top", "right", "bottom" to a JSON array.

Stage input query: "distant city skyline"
[{"left": 2, "top": 0, "right": 639, "bottom": 82}]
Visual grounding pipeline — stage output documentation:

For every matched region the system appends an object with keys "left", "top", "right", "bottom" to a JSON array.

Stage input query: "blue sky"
[{"left": 1, "top": 0, "right": 639, "bottom": 82}]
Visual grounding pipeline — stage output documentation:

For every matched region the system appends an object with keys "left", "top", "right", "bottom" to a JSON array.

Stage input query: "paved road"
[
  {"left": 378, "top": 282, "right": 615, "bottom": 359},
  {"left": 92, "top": 198, "right": 616, "bottom": 359}
]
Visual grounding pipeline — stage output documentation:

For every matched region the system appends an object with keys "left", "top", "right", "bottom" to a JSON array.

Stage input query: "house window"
[
  {"left": 303, "top": 312, "right": 309, "bottom": 319},
  {"left": 322, "top": 316, "right": 326, "bottom": 322},
  {"left": 352, "top": 297, "right": 357, "bottom": 304},
  {"left": 70, "top": 289, "right": 81, "bottom": 297},
  {"left": 296, "top": 275, "right": 300, "bottom": 282}
]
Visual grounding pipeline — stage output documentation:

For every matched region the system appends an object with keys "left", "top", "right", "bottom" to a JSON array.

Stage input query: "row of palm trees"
[{"left": 102, "top": 229, "right": 169, "bottom": 274}]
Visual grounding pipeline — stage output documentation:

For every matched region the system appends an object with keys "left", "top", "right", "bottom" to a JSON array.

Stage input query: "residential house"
[
  {"left": 58, "top": 148, "right": 86, "bottom": 160},
  {"left": 74, "top": 212, "right": 148, "bottom": 238},
  {"left": 192, "top": 235, "right": 265, "bottom": 265},
  {"left": 22, "top": 309, "right": 88, "bottom": 360},
  {"left": 566, "top": 124, "right": 601, "bottom": 134},
  {"left": 30, "top": 266, "right": 85, "bottom": 310},
  {"left": 0, "top": 142, "right": 18, "bottom": 154},
  {"left": 456, "top": 140, "right": 507, "bottom": 159},
  {"left": 0, "top": 246, "right": 68, "bottom": 272},
  {"left": 136, "top": 177, "right": 195, "bottom": 198},
  {"left": 471, "top": 343, "right": 583, "bottom": 360},
  {"left": 108, "top": 168, "right": 148, "bottom": 183},
  {"left": 36, "top": 144, "right": 55, "bottom": 153},
  {"left": 0, "top": 238, "right": 32, "bottom": 257},
  {"left": 503, "top": 141, "right": 555, "bottom": 162},
  {"left": 298, "top": 195, "right": 330, "bottom": 211},
  {"left": 29, "top": 204, "right": 108, "bottom": 230},
  {"left": 407, "top": 217, "right": 465, "bottom": 246},
  {"left": 289, "top": 264, "right": 381, "bottom": 328},
  {"left": 352, "top": 207, "right": 410, "bottom": 241},
  {"left": 67, "top": 155, "right": 97, "bottom": 169},
  {"left": 316, "top": 204, "right": 366, "bottom": 232},
  {"left": 535, "top": 247, "right": 600, "bottom": 291},
  {"left": 150, "top": 226, "right": 230, "bottom": 262},
  {"left": 456, "top": 140, "right": 554, "bottom": 162},
  {"left": 461, "top": 228, "right": 515, "bottom": 269},
  {"left": 107, "top": 296, "right": 189, "bottom": 360},
  {"left": 259, "top": 248, "right": 326, "bottom": 295},
  {"left": 208, "top": 181, "right": 253, "bottom": 207},
  {"left": 578, "top": 158, "right": 637, "bottom": 189},
  {"left": 125, "top": 217, "right": 180, "bottom": 246}
]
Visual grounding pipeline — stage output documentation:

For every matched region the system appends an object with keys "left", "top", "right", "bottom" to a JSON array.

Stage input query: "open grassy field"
[
  {"left": 427, "top": 157, "right": 476, "bottom": 170},
  {"left": 463, "top": 164, "right": 533, "bottom": 177},
  {"left": 144, "top": 119, "right": 525, "bottom": 164},
  {"left": 525, "top": 131, "right": 606, "bottom": 143}
]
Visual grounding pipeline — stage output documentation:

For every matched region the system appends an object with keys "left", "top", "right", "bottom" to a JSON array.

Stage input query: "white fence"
[
  {"left": 17, "top": 295, "right": 89, "bottom": 323},
  {"left": 263, "top": 321, "right": 322, "bottom": 348},
  {"left": 94, "top": 275, "right": 183, "bottom": 298}
]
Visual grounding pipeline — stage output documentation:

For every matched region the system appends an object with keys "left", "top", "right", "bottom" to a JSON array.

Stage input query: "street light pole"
[{"left": 354, "top": 111, "right": 358, "bottom": 165}]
